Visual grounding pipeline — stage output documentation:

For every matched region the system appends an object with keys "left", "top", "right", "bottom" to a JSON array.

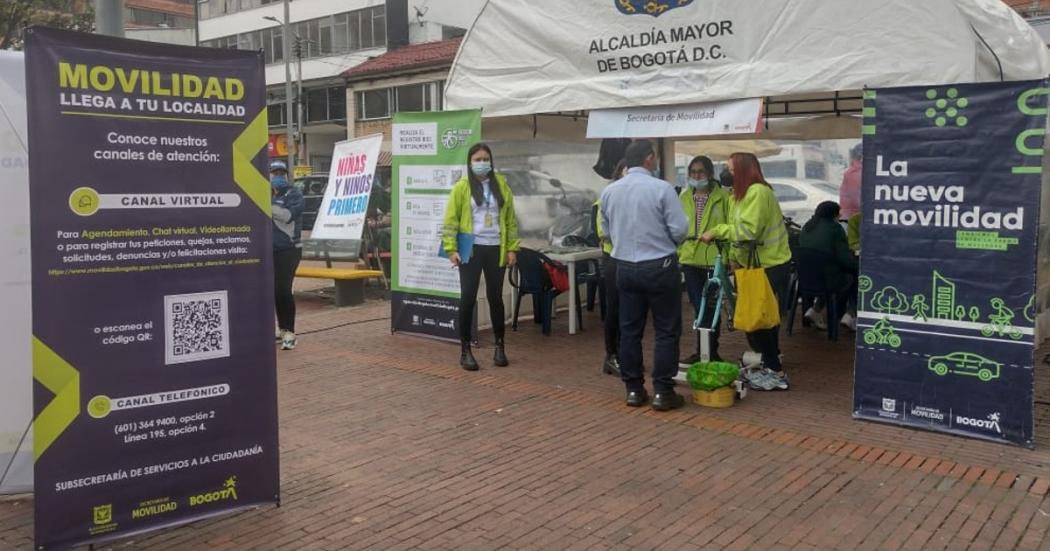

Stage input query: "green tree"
[{"left": 1, "top": 1, "right": 94, "bottom": 51}]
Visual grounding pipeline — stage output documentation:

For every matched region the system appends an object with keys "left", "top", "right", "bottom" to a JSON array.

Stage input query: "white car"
[
  {"left": 499, "top": 168, "right": 595, "bottom": 237},
  {"left": 767, "top": 178, "right": 839, "bottom": 224}
]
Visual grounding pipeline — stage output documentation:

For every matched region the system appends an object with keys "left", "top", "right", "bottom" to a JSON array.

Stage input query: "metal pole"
[
  {"left": 94, "top": 0, "right": 125, "bottom": 37},
  {"left": 295, "top": 34, "right": 305, "bottom": 171},
  {"left": 193, "top": 0, "right": 200, "bottom": 46},
  {"left": 282, "top": 0, "right": 294, "bottom": 169}
]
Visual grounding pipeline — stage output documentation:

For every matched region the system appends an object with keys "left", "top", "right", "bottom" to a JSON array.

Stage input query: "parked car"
[
  {"left": 499, "top": 168, "right": 596, "bottom": 238},
  {"left": 294, "top": 173, "right": 329, "bottom": 231},
  {"left": 928, "top": 352, "right": 1002, "bottom": 382},
  {"left": 767, "top": 178, "right": 839, "bottom": 224}
]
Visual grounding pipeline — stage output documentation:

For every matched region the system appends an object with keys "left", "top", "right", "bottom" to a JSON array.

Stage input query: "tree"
[{"left": 1, "top": 1, "right": 94, "bottom": 51}]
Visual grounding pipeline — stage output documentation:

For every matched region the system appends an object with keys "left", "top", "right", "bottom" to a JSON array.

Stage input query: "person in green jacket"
[
  {"left": 442, "top": 143, "right": 521, "bottom": 371},
  {"left": 799, "top": 202, "right": 859, "bottom": 331},
  {"left": 678, "top": 155, "right": 730, "bottom": 365},
  {"left": 592, "top": 160, "right": 627, "bottom": 377},
  {"left": 701, "top": 152, "right": 792, "bottom": 391}
]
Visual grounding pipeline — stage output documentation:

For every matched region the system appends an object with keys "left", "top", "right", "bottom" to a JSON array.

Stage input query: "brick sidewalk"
[{"left": 2, "top": 291, "right": 1049, "bottom": 550}]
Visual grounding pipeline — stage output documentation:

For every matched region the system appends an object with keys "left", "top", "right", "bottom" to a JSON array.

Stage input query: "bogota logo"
[
  {"left": 955, "top": 412, "right": 1002, "bottom": 434},
  {"left": 93, "top": 504, "right": 113, "bottom": 526},
  {"left": 925, "top": 87, "right": 970, "bottom": 128},
  {"left": 189, "top": 476, "right": 239, "bottom": 507},
  {"left": 616, "top": 0, "right": 695, "bottom": 17}
]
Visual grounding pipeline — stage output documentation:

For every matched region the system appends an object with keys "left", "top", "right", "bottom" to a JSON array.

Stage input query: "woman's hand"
[
  {"left": 506, "top": 251, "right": 517, "bottom": 267},
  {"left": 699, "top": 231, "right": 716, "bottom": 243},
  {"left": 449, "top": 253, "right": 462, "bottom": 267}
]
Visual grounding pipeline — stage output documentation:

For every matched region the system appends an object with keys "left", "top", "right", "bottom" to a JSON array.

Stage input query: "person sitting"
[{"left": 798, "top": 201, "right": 858, "bottom": 331}]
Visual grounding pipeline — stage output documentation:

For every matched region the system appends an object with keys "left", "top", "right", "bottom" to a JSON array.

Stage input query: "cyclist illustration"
[
  {"left": 981, "top": 298, "right": 1023, "bottom": 340},
  {"left": 863, "top": 318, "right": 902, "bottom": 348}
]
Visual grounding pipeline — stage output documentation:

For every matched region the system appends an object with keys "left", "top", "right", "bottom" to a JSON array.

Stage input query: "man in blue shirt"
[{"left": 600, "top": 141, "right": 689, "bottom": 411}]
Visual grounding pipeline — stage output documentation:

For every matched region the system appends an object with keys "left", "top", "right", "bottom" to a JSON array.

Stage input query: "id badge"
[{"left": 484, "top": 213, "right": 493, "bottom": 228}]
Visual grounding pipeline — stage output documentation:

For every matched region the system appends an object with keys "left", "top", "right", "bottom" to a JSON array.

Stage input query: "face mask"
[
  {"left": 471, "top": 161, "right": 492, "bottom": 177},
  {"left": 687, "top": 178, "right": 708, "bottom": 189},
  {"left": 271, "top": 175, "right": 289, "bottom": 190}
]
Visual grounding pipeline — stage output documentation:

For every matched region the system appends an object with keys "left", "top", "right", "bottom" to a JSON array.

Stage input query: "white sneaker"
[
  {"left": 840, "top": 313, "right": 857, "bottom": 332},
  {"left": 275, "top": 328, "right": 282, "bottom": 342},
  {"left": 804, "top": 307, "right": 827, "bottom": 330},
  {"left": 280, "top": 330, "right": 297, "bottom": 350}
]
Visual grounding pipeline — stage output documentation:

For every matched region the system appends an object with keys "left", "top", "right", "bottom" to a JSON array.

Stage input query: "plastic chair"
[
  {"left": 787, "top": 248, "right": 841, "bottom": 341},
  {"left": 509, "top": 248, "right": 583, "bottom": 336}
]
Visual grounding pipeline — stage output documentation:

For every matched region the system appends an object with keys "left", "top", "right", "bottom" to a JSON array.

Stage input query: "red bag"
[{"left": 542, "top": 260, "right": 570, "bottom": 293}]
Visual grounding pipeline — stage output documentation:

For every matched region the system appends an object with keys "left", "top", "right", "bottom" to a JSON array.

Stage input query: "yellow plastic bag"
[{"left": 733, "top": 266, "right": 780, "bottom": 332}]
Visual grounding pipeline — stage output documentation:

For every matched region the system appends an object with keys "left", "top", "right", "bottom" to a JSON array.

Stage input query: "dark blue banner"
[
  {"left": 26, "top": 27, "right": 279, "bottom": 549},
  {"left": 854, "top": 80, "right": 1047, "bottom": 447}
]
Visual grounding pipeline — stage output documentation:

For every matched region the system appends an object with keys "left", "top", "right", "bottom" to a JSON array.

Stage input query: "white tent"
[
  {"left": 446, "top": 0, "right": 1050, "bottom": 133},
  {"left": 0, "top": 51, "right": 32, "bottom": 494}
]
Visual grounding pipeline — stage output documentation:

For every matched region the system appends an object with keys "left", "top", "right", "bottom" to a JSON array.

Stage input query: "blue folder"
[{"left": 437, "top": 232, "right": 474, "bottom": 264}]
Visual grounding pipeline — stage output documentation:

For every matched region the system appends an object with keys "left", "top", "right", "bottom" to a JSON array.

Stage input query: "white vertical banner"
[
  {"left": 0, "top": 51, "right": 32, "bottom": 494},
  {"left": 309, "top": 134, "right": 384, "bottom": 241}
]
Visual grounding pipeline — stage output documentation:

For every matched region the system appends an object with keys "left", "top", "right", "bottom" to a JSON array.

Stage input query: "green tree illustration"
[
  {"left": 955, "top": 305, "right": 966, "bottom": 321},
  {"left": 968, "top": 307, "right": 980, "bottom": 323},
  {"left": 872, "top": 286, "right": 909, "bottom": 315},
  {"left": 1024, "top": 295, "right": 1036, "bottom": 323}
]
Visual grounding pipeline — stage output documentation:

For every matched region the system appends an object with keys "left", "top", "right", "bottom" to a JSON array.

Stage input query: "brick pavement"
[{"left": 1, "top": 288, "right": 1049, "bottom": 550}]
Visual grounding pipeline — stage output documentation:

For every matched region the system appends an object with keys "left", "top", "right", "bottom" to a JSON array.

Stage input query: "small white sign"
[
  {"left": 586, "top": 98, "right": 763, "bottom": 139},
  {"left": 310, "top": 134, "right": 384, "bottom": 241},
  {"left": 392, "top": 122, "right": 438, "bottom": 155}
]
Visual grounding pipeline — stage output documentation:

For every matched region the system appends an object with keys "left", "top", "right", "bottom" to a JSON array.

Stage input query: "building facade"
[{"left": 124, "top": 0, "right": 196, "bottom": 45}]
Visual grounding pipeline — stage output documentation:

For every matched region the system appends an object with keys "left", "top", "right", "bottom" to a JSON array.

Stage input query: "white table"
[{"left": 537, "top": 247, "right": 604, "bottom": 335}]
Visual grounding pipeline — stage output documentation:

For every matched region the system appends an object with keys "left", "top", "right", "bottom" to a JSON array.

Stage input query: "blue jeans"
[{"left": 617, "top": 255, "right": 681, "bottom": 394}]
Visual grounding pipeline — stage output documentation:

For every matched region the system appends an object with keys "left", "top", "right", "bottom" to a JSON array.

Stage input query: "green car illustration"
[{"left": 927, "top": 352, "right": 1001, "bottom": 382}]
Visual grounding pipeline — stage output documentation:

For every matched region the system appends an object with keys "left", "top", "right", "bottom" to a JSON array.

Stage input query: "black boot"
[
  {"left": 493, "top": 337, "right": 509, "bottom": 367},
  {"left": 602, "top": 354, "right": 621, "bottom": 376},
  {"left": 460, "top": 341, "right": 479, "bottom": 371}
]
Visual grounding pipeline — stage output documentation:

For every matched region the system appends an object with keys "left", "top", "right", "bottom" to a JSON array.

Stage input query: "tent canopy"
[{"left": 445, "top": 0, "right": 1050, "bottom": 120}]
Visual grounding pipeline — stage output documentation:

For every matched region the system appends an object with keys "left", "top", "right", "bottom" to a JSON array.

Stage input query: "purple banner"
[{"left": 26, "top": 27, "right": 279, "bottom": 549}]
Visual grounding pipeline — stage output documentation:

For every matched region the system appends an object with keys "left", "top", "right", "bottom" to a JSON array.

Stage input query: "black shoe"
[
  {"left": 493, "top": 338, "right": 509, "bottom": 367},
  {"left": 460, "top": 342, "right": 479, "bottom": 371},
  {"left": 652, "top": 392, "right": 686, "bottom": 412},
  {"left": 602, "top": 354, "right": 621, "bottom": 376},
  {"left": 625, "top": 389, "right": 649, "bottom": 407},
  {"left": 679, "top": 352, "right": 702, "bottom": 367}
]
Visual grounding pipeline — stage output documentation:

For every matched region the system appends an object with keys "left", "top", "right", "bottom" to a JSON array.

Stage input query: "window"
[
  {"left": 357, "top": 89, "right": 391, "bottom": 120},
  {"left": 770, "top": 184, "right": 807, "bottom": 202},
  {"left": 267, "top": 102, "right": 286, "bottom": 127},
  {"left": 205, "top": 6, "right": 386, "bottom": 62},
  {"left": 804, "top": 161, "right": 827, "bottom": 180},
  {"left": 329, "top": 87, "right": 346, "bottom": 120},
  {"left": 355, "top": 82, "right": 444, "bottom": 121},
  {"left": 396, "top": 84, "right": 428, "bottom": 112},
  {"left": 762, "top": 160, "right": 798, "bottom": 179},
  {"left": 306, "top": 89, "right": 328, "bottom": 123}
]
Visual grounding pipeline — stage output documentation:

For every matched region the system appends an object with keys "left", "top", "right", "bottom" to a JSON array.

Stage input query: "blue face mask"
[
  {"left": 271, "top": 175, "right": 289, "bottom": 190},
  {"left": 687, "top": 178, "right": 708, "bottom": 189},
  {"left": 471, "top": 161, "right": 492, "bottom": 177}
]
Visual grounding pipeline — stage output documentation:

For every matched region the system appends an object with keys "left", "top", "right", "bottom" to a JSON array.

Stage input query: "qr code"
[{"left": 164, "top": 290, "right": 230, "bottom": 365}]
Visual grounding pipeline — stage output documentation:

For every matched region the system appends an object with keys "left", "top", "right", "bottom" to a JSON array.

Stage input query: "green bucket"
[{"left": 686, "top": 361, "right": 740, "bottom": 391}]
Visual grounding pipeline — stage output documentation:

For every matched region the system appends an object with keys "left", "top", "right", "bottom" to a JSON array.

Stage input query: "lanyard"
[{"left": 483, "top": 182, "right": 494, "bottom": 209}]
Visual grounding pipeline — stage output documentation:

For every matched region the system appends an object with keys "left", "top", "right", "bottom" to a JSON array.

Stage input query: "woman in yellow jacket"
[
  {"left": 678, "top": 155, "right": 730, "bottom": 365},
  {"left": 442, "top": 143, "right": 520, "bottom": 371},
  {"left": 702, "top": 152, "right": 792, "bottom": 390}
]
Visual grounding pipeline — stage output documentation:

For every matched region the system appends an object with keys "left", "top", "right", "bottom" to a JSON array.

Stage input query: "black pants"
[
  {"left": 617, "top": 255, "right": 681, "bottom": 394},
  {"left": 682, "top": 265, "right": 720, "bottom": 356},
  {"left": 745, "top": 262, "right": 792, "bottom": 372},
  {"left": 458, "top": 245, "right": 505, "bottom": 343},
  {"left": 601, "top": 254, "right": 620, "bottom": 356},
  {"left": 274, "top": 247, "right": 302, "bottom": 333}
]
